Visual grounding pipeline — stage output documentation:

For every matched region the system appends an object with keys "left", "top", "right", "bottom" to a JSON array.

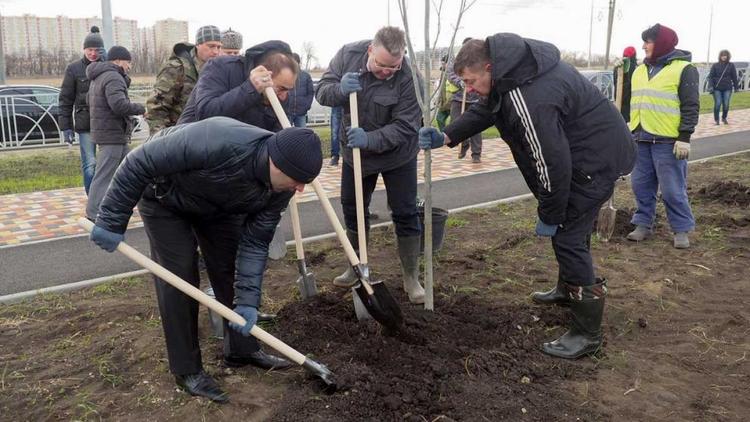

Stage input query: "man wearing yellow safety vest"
[{"left": 627, "top": 23, "right": 699, "bottom": 249}]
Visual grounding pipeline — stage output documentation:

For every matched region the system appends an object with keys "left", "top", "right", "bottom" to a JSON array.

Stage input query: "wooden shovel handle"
[
  {"left": 78, "top": 218, "right": 306, "bottom": 365},
  {"left": 349, "top": 92, "right": 368, "bottom": 264},
  {"left": 615, "top": 66, "right": 625, "bottom": 112},
  {"left": 264, "top": 87, "right": 361, "bottom": 267}
]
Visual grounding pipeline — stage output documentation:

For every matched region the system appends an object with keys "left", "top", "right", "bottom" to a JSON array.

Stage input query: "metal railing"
[{"left": 0, "top": 93, "right": 63, "bottom": 149}]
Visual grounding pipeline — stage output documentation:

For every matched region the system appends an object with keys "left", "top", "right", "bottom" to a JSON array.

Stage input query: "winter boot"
[
  {"left": 397, "top": 235, "right": 425, "bottom": 304},
  {"left": 531, "top": 280, "right": 570, "bottom": 306},
  {"left": 333, "top": 229, "right": 363, "bottom": 288},
  {"left": 626, "top": 225, "right": 653, "bottom": 242},
  {"left": 542, "top": 279, "right": 606, "bottom": 359}
]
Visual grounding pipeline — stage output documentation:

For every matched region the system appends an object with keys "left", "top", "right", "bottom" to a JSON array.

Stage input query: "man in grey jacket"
[
  {"left": 85, "top": 46, "right": 145, "bottom": 221},
  {"left": 315, "top": 26, "right": 425, "bottom": 304}
]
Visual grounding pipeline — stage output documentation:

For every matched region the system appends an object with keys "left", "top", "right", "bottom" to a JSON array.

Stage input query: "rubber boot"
[
  {"left": 542, "top": 279, "right": 606, "bottom": 359},
  {"left": 333, "top": 229, "right": 362, "bottom": 288},
  {"left": 530, "top": 280, "right": 570, "bottom": 306},
  {"left": 397, "top": 235, "right": 425, "bottom": 304}
]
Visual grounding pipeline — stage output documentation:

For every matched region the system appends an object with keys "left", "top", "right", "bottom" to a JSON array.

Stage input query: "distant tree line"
[{"left": 4, "top": 48, "right": 172, "bottom": 78}]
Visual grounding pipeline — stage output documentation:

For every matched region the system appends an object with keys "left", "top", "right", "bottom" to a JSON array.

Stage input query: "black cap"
[
  {"left": 107, "top": 46, "right": 132, "bottom": 61},
  {"left": 83, "top": 26, "right": 104, "bottom": 49},
  {"left": 267, "top": 128, "right": 322, "bottom": 184}
]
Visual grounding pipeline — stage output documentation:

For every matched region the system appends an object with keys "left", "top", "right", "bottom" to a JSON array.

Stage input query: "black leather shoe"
[
  {"left": 175, "top": 371, "right": 229, "bottom": 403},
  {"left": 224, "top": 350, "right": 294, "bottom": 370},
  {"left": 531, "top": 281, "right": 570, "bottom": 306}
]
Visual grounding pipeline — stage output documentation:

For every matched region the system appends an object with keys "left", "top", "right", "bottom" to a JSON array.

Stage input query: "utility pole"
[
  {"left": 387, "top": 0, "right": 391, "bottom": 26},
  {"left": 587, "top": 0, "right": 594, "bottom": 68},
  {"left": 706, "top": 3, "right": 714, "bottom": 64},
  {"left": 101, "top": 0, "right": 114, "bottom": 49},
  {"left": 603, "top": 0, "right": 615, "bottom": 69},
  {"left": 0, "top": 10, "right": 6, "bottom": 85}
]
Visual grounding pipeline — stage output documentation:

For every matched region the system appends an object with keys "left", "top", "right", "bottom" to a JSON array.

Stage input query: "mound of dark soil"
[
  {"left": 696, "top": 181, "right": 750, "bottom": 206},
  {"left": 268, "top": 289, "right": 602, "bottom": 421}
]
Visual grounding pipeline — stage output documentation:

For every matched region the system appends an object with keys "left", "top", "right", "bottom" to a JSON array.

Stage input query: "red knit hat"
[
  {"left": 642, "top": 23, "right": 678, "bottom": 61},
  {"left": 623, "top": 46, "right": 636, "bottom": 58}
]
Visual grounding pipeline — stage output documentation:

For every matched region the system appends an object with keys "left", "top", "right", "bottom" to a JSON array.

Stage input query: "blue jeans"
[
  {"left": 288, "top": 114, "right": 307, "bottom": 127},
  {"left": 330, "top": 106, "right": 343, "bottom": 157},
  {"left": 77, "top": 131, "right": 96, "bottom": 195},
  {"left": 630, "top": 142, "right": 695, "bottom": 233},
  {"left": 712, "top": 89, "right": 732, "bottom": 122}
]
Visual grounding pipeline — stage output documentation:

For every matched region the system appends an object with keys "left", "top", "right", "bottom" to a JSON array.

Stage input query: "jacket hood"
[
  {"left": 86, "top": 61, "right": 123, "bottom": 80},
  {"left": 654, "top": 48, "right": 692, "bottom": 65},
  {"left": 172, "top": 42, "right": 195, "bottom": 57},
  {"left": 486, "top": 33, "right": 560, "bottom": 92},
  {"left": 243, "top": 40, "right": 292, "bottom": 68}
]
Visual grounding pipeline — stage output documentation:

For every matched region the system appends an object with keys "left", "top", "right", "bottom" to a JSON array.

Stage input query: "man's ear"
[{"left": 484, "top": 62, "right": 492, "bottom": 73}]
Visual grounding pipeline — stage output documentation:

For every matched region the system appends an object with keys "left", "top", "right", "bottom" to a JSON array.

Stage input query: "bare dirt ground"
[{"left": 1, "top": 153, "right": 748, "bottom": 421}]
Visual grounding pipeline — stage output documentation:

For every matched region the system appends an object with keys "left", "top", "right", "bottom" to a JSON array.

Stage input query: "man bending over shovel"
[
  {"left": 87, "top": 117, "right": 322, "bottom": 402},
  {"left": 419, "top": 34, "right": 636, "bottom": 359}
]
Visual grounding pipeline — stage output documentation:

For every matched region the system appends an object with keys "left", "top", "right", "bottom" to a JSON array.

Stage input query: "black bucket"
[{"left": 418, "top": 206, "right": 449, "bottom": 253}]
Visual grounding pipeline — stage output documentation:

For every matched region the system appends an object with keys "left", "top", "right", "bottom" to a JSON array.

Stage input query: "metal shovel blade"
[
  {"left": 596, "top": 195, "right": 617, "bottom": 242},
  {"left": 296, "top": 260, "right": 318, "bottom": 300},
  {"left": 302, "top": 357, "right": 337, "bottom": 393},
  {"left": 353, "top": 280, "right": 403, "bottom": 332}
]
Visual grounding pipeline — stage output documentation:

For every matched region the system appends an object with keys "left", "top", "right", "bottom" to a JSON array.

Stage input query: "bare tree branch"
[
  {"left": 397, "top": 0, "right": 427, "bottom": 111},
  {"left": 430, "top": 0, "right": 444, "bottom": 52}
]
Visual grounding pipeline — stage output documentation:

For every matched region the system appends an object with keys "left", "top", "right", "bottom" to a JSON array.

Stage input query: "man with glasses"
[{"left": 315, "top": 27, "right": 425, "bottom": 304}]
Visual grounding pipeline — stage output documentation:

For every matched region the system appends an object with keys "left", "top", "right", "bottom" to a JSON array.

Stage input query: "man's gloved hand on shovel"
[
  {"left": 229, "top": 305, "right": 258, "bottom": 337},
  {"left": 339, "top": 72, "right": 362, "bottom": 96},
  {"left": 90, "top": 225, "right": 124, "bottom": 252}
]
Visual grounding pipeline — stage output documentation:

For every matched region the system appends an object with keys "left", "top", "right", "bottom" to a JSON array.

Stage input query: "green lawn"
[{"left": 1, "top": 92, "right": 747, "bottom": 196}]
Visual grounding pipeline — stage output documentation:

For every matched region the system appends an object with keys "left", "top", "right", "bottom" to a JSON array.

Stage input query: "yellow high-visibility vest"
[{"left": 629, "top": 59, "right": 692, "bottom": 138}]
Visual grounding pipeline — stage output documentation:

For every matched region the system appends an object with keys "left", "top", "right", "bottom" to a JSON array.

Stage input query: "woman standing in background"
[{"left": 708, "top": 50, "right": 740, "bottom": 125}]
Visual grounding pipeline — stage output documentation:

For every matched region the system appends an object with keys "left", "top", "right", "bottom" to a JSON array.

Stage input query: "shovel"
[
  {"left": 265, "top": 87, "right": 403, "bottom": 332},
  {"left": 78, "top": 218, "right": 336, "bottom": 392},
  {"left": 596, "top": 65, "right": 625, "bottom": 242}
]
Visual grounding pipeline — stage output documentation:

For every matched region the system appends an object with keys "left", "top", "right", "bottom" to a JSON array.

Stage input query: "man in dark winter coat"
[
  {"left": 177, "top": 40, "right": 298, "bottom": 128},
  {"left": 88, "top": 117, "right": 323, "bottom": 403},
  {"left": 315, "top": 26, "right": 425, "bottom": 304},
  {"left": 85, "top": 46, "right": 145, "bottom": 221},
  {"left": 146, "top": 25, "right": 222, "bottom": 134},
  {"left": 58, "top": 26, "right": 104, "bottom": 194},
  {"left": 283, "top": 53, "right": 315, "bottom": 127},
  {"left": 419, "top": 34, "right": 636, "bottom": 359}
]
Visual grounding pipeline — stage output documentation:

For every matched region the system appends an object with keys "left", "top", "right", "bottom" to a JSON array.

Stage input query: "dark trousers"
[
  {"left": 551, "top": 180, "right": 614, "bottom": 287},
  {"left": 140, "top": 200, "right": 259, "bottom": 376},
  {"left": 341, "top": 157, "right": 420, "bottom": 237},
  {"left": 450, "top": 101, "right": 482, "bottom": 158}
]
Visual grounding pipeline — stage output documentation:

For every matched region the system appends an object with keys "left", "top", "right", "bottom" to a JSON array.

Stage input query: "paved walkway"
[{"left": 1, "top": 109, "right": 749, "bottom": 247}]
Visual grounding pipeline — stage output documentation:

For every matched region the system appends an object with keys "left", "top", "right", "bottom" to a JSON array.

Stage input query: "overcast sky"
[{"left": 1, "top": 0, "right": 746, "bottom": 66}]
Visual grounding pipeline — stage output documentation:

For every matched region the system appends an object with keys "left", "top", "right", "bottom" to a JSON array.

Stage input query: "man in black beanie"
[
  {"left": 58, "top": 26, "right": 105, "bottom": 195},
  {"left": 87, "top": 116, "right": 323, "bottom": 403}
]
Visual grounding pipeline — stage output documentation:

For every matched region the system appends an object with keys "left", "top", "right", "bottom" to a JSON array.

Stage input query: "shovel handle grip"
[
  {"left": 350, "top": 92, "right": 368, "bottom": 264},
  {"left": 78, "top": 218, "right": 307, "bottom": 365}
]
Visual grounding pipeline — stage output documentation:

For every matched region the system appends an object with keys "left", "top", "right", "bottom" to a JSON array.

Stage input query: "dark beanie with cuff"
[
  {"left": 83, "top": 26, "right": 104, "bottom": 49},
  {"left": 267, "top": 128, "right": 323, "bottom": 184},
  {"left": 107, "top": 46, "right": 132, "bottom": 62}
]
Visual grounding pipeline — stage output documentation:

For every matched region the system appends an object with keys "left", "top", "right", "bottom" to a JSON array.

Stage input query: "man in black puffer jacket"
[
  {"left": 85, "top": 46, "right": 145, "bottom": 221},
  {"left": 88, "top": 117, "right": 323, "bottom": 403},
  {"left": 420, "top": 34, "right": 636, "bottom": 360},
  {"left": 58, "top": 26, "right": 104, "bottom": 194}
]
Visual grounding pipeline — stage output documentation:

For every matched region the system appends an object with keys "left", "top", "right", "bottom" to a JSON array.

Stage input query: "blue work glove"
[
  {"left": 229, "top": 305, "right": 258, "bottom": 337},
  {"left": 535, "top": 219, "right": 558, "bottom": 237},
  {"left": 418, "top": 127, "right": 445, "bottom": 150},
  {"left": 346, "top": 127, "right": 369, "bottom": 149},
  {"left": 339, "top": 72, "right": 362, "bottom": 96},
  {"left": 63, "top": 129, "right": 75, "bottom": 144},
  {"left": 90, "top": 225, "right": 124, "bottom": 252}
]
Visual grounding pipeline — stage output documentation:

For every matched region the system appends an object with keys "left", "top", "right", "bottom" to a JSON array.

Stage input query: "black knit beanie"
[
  {"left": 83, "top": 26, "right": 104, "bottom": 49},
  {"left": 107, "top": 46, "right": 132, "bottom": 61},
  {"left": 267, "top": 128, "right": 323, "bottom": 184}
]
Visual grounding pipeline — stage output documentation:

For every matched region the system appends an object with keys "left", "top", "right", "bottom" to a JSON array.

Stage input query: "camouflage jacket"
[{"left": 146, "top": 43, "right": 205, "bottom": 134}]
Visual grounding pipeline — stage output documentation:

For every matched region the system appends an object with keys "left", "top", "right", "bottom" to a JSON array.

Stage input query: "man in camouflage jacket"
[{"left": 145, "top": 25, "right": 222, "bottom": 134}]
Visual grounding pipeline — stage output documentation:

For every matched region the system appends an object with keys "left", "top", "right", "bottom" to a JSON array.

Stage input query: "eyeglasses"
[{"left": 370, "top": 56, "right": 402, "bottom": 71}]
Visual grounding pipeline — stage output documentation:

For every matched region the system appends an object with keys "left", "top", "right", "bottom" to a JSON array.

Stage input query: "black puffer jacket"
[
  {"left": 315, "top": 40, "right": 422, "bottom": 176},
  {"left": 445, "top": 33, "right": 636, "bottom": 226},
  {"left": 58, "top": 57, "right": 99, "bottom": 132},
  {"left": 177, "top": 40, "right": 292, "bottom": 130},
  {"left": 96, "top": 117, "right": 294, "bottom": 307},
  {"left": 86, "top": 62, "right": 145, "bottom": 144}
]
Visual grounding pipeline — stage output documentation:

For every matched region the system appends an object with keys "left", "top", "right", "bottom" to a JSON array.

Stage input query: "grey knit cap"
[
  {"left": 221, "top": 28, "right": 243, "bottom": 50},
  {"left": 195, "top": 25, "right": 222, "bottom": 45},
  {"left": 83, "top": 26, "right": 104, "bottom": 49}
]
